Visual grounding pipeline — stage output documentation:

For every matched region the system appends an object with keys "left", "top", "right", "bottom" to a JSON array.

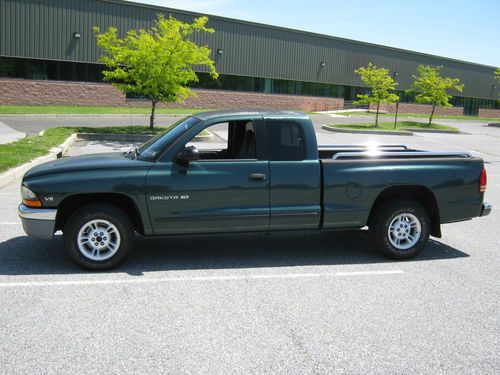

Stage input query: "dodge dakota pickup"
[{"left": 19, "top": 111, "right": 491, "bottom": 270}]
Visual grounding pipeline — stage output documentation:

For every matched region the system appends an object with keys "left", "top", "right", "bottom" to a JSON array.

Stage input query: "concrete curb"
[
  {"left": 408, "top": 128, "right": 461, "bottom": 134},
  {"left": 0, "top": 128, "right": 216, "bottom": 188},
  {"left": 0, "top": 133, "right": 78, "bottom": 188},
  {"left": 322, "top": 125, "right": 413, "bottom": 136}
]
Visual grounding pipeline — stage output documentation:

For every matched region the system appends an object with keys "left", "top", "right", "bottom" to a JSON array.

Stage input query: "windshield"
[{"left": 137, "top": 116, "right": 201, "bottom": 161}]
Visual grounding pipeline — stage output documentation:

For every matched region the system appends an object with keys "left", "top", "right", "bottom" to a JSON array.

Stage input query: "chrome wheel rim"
[
  {"left": 388, "top": 213, "right": 421, "bottom": 250},
  {"left": 77, "top": 219, "right": 121, "bottom": 261}
]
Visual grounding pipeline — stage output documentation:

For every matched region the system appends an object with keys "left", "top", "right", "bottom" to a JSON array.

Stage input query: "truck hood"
[{"left": 23, "top": 152, "right": 148, "bottom": 179}]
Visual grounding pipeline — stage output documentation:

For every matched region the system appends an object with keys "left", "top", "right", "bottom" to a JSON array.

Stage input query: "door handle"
[{"left": 249, "top": 173, "right": 267, "bottom": 181}]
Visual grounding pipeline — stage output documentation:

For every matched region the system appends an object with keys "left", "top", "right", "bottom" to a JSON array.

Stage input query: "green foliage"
[
  {"left": 354, "top": 63, "right": 399, "bottom": 126},
  {"left": 409, "top": 65, "right": 463, "bottom": 125},
  {"left": 94, "top": 15, "right": 218, "bottom": 128}
]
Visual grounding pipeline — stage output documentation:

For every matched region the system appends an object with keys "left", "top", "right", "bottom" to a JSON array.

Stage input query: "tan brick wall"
[
  {"left": 478, "top": 108, "right": 500, "bottom": 118},
  {"left": 0, "top": 79, "right": 343, "bottom": 112},
  {"left": 0, "top": 79, "right": 126, "bottom": 106},
  {"left": 370, "top": 102, "right": 464, "bottom": 116}
]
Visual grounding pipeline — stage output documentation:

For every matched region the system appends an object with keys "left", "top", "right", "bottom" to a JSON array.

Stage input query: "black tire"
[
  {"left": 370, "top": 200, "right": 430, "bottom": 260},
  {"left": 63, "top": 203, "right": 134, "bottom": 270}
]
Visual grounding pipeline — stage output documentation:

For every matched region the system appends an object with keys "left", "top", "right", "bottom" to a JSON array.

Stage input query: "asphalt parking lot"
[{"left": 0, "top": 119, "right": 498, "bottom": 373}]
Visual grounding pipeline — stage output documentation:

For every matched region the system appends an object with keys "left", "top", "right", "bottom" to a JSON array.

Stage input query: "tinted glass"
[{"left": 267, "top": 120, "right": 306, "bottom": 161}]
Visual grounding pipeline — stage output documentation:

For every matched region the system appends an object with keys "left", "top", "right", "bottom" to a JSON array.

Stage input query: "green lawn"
[
  {"left": 336, "top": 111, "right": 500, "bottom": 122},
  {"left": 327, "top": 121, "right": 459, "bottom": 133},
  {"left": 0, "top": 127, "right": 75, "bottom": 173},
  {"left": 0, "top": 105, "right": 213, "bottom": 115}
]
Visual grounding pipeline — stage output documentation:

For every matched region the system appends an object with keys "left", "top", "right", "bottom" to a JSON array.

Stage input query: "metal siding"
[{"left": 0, "top": 0, "right": 496, "bottom": 98}]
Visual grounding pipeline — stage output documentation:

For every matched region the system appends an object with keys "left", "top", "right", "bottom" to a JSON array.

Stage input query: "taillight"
[{"left": 479, "top": 168, "right": 487, "bottom": 193}]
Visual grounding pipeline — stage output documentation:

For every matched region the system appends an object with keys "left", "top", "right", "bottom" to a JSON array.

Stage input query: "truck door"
[
  {"left": 266, "top": 119, "right": 322, "bottom": 230},
  {"left": 146, "top": 118, "right": 270, "bottom": 235}
]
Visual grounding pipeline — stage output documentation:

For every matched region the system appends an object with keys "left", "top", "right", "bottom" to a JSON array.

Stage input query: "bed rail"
[
  {"left": 331, "top": 150, "right": 472, "bottom": 160},
  {"left": 319, "top": 144, "right": 409, "bottom": 150}
]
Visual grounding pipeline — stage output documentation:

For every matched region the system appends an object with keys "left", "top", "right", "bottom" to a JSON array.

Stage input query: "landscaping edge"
[
  {"left": 321, "top": 125, "right": 413, "bottom": 136},
  {"left": 322, "top": 125, "right": 461, "bottom": 135},
  {"left": 0, "top": 130, "right": 216, "bottom": 188},
  {"left": 0, "top": 133, "right": 77, "bottom": 188}
]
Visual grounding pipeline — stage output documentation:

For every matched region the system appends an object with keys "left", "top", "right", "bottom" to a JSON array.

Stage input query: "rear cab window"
[{"left": 267, "top": 120, "right": 307, "bottom": 161}]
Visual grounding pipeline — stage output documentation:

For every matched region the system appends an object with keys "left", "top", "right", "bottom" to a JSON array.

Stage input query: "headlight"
[
  {"left": 21, "top": 185, "right": 42, "bottom": 207},
  {"left": 21, "top": 186, "right": 37, "bottom": 200}
]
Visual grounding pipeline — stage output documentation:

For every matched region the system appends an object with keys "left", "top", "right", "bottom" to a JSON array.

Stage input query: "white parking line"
[
  {"left": 0, "top": 270, "right": 403, "bottom": 288},
  {"left": 0, "top": 222, "right": 21, "bottom": 225}
]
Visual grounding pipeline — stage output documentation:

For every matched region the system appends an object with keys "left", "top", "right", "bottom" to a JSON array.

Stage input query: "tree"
[
  {"left": 354, "top": 63, "right": 399, "bottom": 127},
  {"left": 409, "top": 65, "right": 463, "bottom": 126},
  {"left": 94, "top": 15, "right": 218, "bottom": 129}
]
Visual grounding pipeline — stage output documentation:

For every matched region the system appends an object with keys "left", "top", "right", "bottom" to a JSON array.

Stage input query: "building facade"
[{"left": 0, "top": 0, "right": 498, "bottom": 115}]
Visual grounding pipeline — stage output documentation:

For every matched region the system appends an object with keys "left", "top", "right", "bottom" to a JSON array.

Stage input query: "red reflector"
[{"left": 479, "top": 168, "right": 487, "bottom": 193}]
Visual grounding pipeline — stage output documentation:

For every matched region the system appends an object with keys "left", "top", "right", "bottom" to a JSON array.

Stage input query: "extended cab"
[{"left": 19, "top": 111, "right": 491, "bottom": 270}]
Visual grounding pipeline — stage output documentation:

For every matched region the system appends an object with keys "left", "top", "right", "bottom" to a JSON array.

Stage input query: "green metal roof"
[{"left": 0, "top": 0, "right": 498, "bottom": 99}]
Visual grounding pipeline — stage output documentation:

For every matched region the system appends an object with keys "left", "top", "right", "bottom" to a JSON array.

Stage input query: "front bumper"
[
  {"left": 480, "top": 202, "right": 492, "bottom": 217},
  {"left": 18, "top": 204, "right": 57, "bottom": 240}
]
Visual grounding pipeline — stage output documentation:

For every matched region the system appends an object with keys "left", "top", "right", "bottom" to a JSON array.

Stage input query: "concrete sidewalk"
[{"left": 0, "top": 120, "right": 25, "bottom": 144}]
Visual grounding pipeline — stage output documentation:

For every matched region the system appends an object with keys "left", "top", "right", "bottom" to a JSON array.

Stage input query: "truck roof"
[{"left": 193, "top": 110, "right": 309, "bottom": 121}]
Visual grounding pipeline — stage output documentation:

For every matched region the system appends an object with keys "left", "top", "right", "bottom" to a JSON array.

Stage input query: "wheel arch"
[
  {"left": 55, "top": 193, "right": 145, "bottom": 235},
  {"left": 367, "top": 185, "right": 441, "bottom": 238}
]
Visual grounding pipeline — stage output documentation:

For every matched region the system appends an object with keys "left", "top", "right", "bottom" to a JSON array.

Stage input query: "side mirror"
[{"left": 176, "top": 145, "right": 199, "bottom": 164}]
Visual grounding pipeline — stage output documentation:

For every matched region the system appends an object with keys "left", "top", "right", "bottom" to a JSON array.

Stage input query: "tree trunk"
[
  {"left": 375, "top": 101, "right": 380, "bottom": 127},
  {"left": 428, "top": 104, "right": 436, "bottom": 126},
  {"left": 394, "top": 101, "right": 399, "bottom": 129},
  {"left": 150, "top": 100, "right": 157, "bottom": 130}
]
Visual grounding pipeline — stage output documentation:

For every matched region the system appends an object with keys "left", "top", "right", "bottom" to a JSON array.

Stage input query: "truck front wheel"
[
  {"left": 63, "top": 204, "right": 134, "bottom": 270},
  {"left": 371, "top": 200, "right": 430, "bottom": 260}
]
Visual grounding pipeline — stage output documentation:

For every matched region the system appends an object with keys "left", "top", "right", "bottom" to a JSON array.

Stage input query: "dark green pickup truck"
[{"left": 19, "top": 111, "right": 491, "bottom": 270}]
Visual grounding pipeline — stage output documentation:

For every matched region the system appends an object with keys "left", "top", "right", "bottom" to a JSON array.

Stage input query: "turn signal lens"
[
  {"left": 21, "top": 186, "right": 42, "bottom": 207},
  {"left": 479, "top": 168, "right": 487, "bottom": 193},
  {"left": 22, "top": 198, "right": 42, "bottom": 207}
]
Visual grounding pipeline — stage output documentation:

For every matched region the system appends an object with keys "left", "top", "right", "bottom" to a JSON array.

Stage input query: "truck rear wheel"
[
  {"left": 371, "top": 200, "right": 430, "bottom": 260},
  {"left": 63, "top": 203, "right": 134, "bottom": 270}
]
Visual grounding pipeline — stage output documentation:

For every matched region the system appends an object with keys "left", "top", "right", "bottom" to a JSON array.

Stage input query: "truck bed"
[{"left": 319, "top": 145, "right": 483, "bottom": 230}]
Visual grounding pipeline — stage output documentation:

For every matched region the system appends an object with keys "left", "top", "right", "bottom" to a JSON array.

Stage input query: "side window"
[
  {"left": 186, "top": 122, "right": 229, "bottom": 154},
  {"left": 185, "top": 120, "right": 257, "bottom": 160},
  {"left": 268, "top": 121, "right": 306, "bottom": 161}
]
